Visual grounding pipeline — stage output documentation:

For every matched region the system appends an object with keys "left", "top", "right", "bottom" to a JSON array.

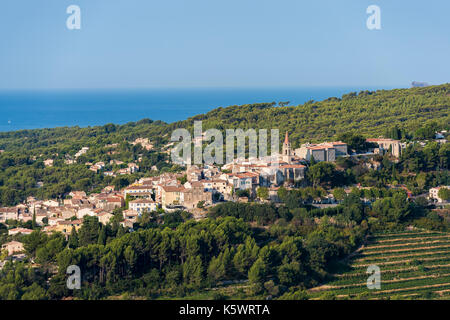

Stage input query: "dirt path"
[
  {"left": 370, "top": 231, "right": 441, "bottom": 239},
  {"left": 353, "top": 249, "right": 450, "bottom": 264},
  {"left": 336, "top": 282, "right": 450, "bottom": 298},
  {"left": 434, "top": 288, "right": 450, "bottom": 296},
  {"left": 333, "top": 263, "right": 450, "bottom": 278},
  {"left": 314, "top": 273, "right": 450, "bottom": 291},
  {"left": 354, "top": 252, "right": 450, "bottom": 267},
  {"left": 362, "top": 244, "right": 450, "bottom": 256},
  {"left": 375, "top": 234, "right": 450, "bottom": 244},
  {"left": 365, "top": 239, "right": 450, "bottom": 250}
]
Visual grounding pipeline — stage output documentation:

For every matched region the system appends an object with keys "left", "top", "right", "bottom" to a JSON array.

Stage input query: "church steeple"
[
  {"left": 284, "top": 131, "right": 289, "bottom": 145},
  {"left": 282, "top": 131, "right": 291, "bottom": 158}
]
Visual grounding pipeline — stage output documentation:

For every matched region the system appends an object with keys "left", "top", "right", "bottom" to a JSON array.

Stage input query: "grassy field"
[{"left": 309, "top": 230, "right": 450, "bottom": 300}]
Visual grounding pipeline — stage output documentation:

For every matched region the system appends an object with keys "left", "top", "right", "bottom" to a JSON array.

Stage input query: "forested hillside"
[
  {"left": 171, "top": 84, "right": 449, "bottom": 148},
  {"left": 1, "top": 84, "right": 449, "bottom": 151}
]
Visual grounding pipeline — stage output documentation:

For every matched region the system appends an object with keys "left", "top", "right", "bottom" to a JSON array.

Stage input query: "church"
[{"left": 279, "top": 132, "right": 307, "bottom": 184}]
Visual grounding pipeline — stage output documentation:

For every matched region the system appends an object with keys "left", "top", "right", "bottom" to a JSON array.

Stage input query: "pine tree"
[
  {"left": 98, "top": 225, "right": 107, "bottom": 245},
  {"left": 32, "top": 209, "right": 36, "bottom": 229},
  {"left": 68, "top": 226, "right": 78, "bottom": 249},
  {"left": 116, "top": 225, "right": 126, "bottom": 238}
]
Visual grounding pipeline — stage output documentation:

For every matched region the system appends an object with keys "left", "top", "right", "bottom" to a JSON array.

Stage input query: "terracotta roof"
[
  {"left": 58, "top": 220, "right": 82, "bottom": 225},
  {"left": 9, "top": 227, "right": 33, "bottom": 233},
  {"left": 162, "top": 186, "right": 186, "bottom": 192},
  {"left": 125, "top": 185, "right": 152, "bottom": 190},
  {"left": 130, "top": 199, "right": 156, "bottom": 204},
  {"left": 367, "top": 138, "right": 399, "bottom": 143},
  {"left": 280, "top": 164, "right": 306, "bottom": 169}
]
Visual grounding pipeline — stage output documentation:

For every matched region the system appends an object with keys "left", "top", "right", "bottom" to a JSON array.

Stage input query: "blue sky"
[{"left": 0, "top": 0, "right": 449, "bottom": 89}]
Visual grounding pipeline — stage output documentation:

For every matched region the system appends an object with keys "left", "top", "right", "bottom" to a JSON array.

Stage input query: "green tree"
[
  {"left": 438, "top": 188, "right": 450, "bottom": 201},
  {"left": 68, "top": 226, "right": 79, "bottom": 249},
  {"left": 78, "top": 216, "right": 101, "bottom": 246},
  {"left": 256, "top": 187, "right": 269, "bottom": 200},
  {"left": 333, "top": 187, "right": 347, "bottom": 201}
]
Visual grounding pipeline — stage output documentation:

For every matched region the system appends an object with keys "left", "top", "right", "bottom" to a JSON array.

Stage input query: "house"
[
  {"left": 429, "top": 186, "right": 450, "bottom": 203},
  {"left": 132, "top": 138, "right": 153, "bottom": 150},
  {"left": 201, "top": 179, "right": 233, "bottom": 198},
  {"left": 18, "top": 213, "right": 33, "bottom": 223},
  {"left": 35, "top": 213, "right": 48, "bottom": 226},
  {"left": 98, "top": 212, "right": 114, "bottom": 225},
  {"left": 0, "top": 208, "right": 19, "bottom": 223},
  {"left": 95, "top": 196, "right": 123, "bottom": 211},
  {"left": 61, "top": 208, "right": 78, "bottom": 220},
  {"left": 295, "top": 142, "right": 347, "bottom": 162},
  {"left": 122, "top": 210, "right": 139, "bottom": 222},
  {"left": 183, "top": 182, "right": 213, "bottom": 209},
  {"left": 223, "top": 172, "right": 259, "bottom": 191},
  {"left": 366, "top": 138, "right": 404, "bottom": 158},
  {"left": 102, "top": 186, "right": 115, "bottom": 193},
  {"left": 8, "top": 228, "right": 33, "bottom": 236},
  {"left": 117, "top": 168, "right": 130, "bottom": 175},
  {"left": 44, "top": 159, "right": 54, "bottom": 167},
  {"left": 110, "top": 159, "right": 124, "bottom": 165},
  {"left": 186, "top": 165, "right": 203, "bottom": 182},
  {"left": 129, "top": 199, "right": 159, "bottom": 213},
  {"left": 76, "top": 208, "right": 96, "bottom": 219},
  {"left": 48, "top": 217, "right": 64, "bottom": 226},
  {"left": 123, "top": 185, "right": 153, "bottom": 198},
  {"left": 161, "top": 186, "right": 186, "bottom": 208},
  {"left": 43, "top": 200, "right": 59, "bottom": 207},
  {"left": 280, "top": 164, "right": 307, "bottom": 183},
  {"left": 75, "top": 147, "right": 89, "bottom": 158},
  {"left": 89, "top": 165, "right": 101, "bottom": 173},
  {"left": 69, "top": 191, "right": 87, "bottom": 199},
  {"left": 1, "top": 241, "right": 24, "bottom": 256},
  {"left": 55, "top": 220, "right": 83, "bottom": 235},
  {"left": 127, "top": 163, "right": 140, "bottom": 173},
  {"left": 120, "top": 219, "right": 134, "bottom": 229}
]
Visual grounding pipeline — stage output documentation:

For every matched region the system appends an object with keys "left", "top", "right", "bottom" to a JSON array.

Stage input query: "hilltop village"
[{"left": 1, "top": 130, "right": 449, "bottom": 261}]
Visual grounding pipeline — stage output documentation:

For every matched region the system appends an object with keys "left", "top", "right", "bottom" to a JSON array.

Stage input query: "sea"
[{"left": 0, "top": 87, "right": 396, "bottom": 132}]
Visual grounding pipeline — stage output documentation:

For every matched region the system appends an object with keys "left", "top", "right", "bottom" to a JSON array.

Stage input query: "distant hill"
[{"left": 411, "top": 81, "right": 430, "bottom": 88}]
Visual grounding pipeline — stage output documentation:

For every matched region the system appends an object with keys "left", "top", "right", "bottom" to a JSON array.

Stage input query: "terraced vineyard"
[{"left": 309, "top": 230, "right": 450, "bottom": 300}]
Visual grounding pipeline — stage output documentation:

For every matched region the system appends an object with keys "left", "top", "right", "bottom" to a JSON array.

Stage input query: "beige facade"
[
  {"left": 183, "top": 184, "right": 213, "bottom": 209},
  {"left": 0, "top": 208, "right": 19, "bottom": 223},
  {"left": 161, "top": 186, "right": 185, "bottom": 207},
  {"left": 366, "top": 138, "right": 403, "bottom": 158},
  {"left": 2, "top": 241, "right": 24, "bottom": 256},
  {"left": 295, "top": 142, "right": 347, "bottom": 162},
  {"left": 55, "top": 220, "right": 82, "bottom": 235},
  {"left": 98, "top": 212, "right": 114, "bottom": 225}
]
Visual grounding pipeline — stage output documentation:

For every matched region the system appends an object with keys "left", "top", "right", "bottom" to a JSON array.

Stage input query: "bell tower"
[{"left": 282, "top": 131, "right": 292, "bottom": 163}]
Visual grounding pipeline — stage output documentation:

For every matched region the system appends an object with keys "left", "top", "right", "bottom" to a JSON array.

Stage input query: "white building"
[
  {"left": 129, "top": 199, "right": 158, "bottom": 213},
  {"left": 429, "top": 186, "right": 450, "bottom": 203}
]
